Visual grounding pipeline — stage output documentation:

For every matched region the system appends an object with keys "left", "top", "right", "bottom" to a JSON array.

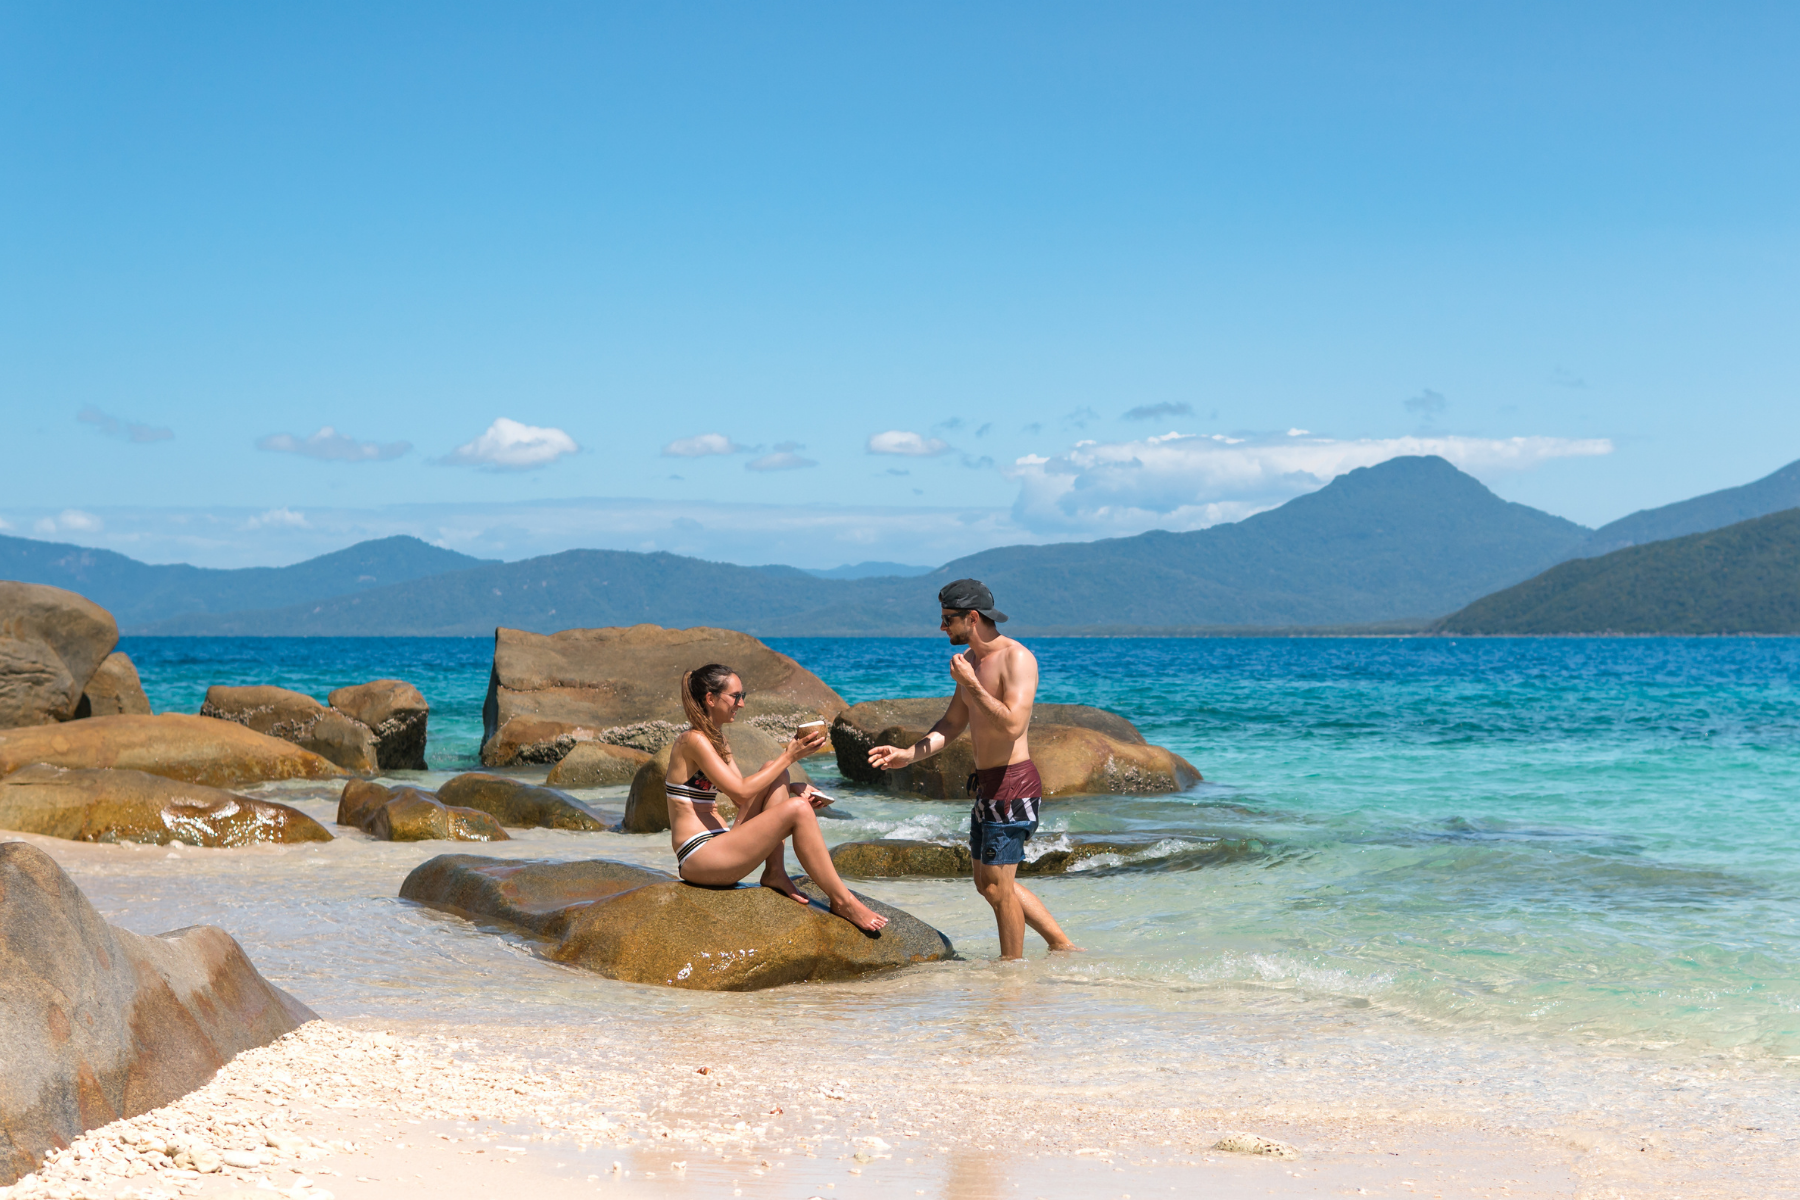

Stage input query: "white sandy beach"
[{"left": 5, "top": 1006, "right": 1792, "bottom": 1200}]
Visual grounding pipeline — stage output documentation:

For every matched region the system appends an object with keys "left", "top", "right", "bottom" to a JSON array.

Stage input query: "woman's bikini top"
[{"left": 665, "top": 769, "right": 719, "bottom": 807}]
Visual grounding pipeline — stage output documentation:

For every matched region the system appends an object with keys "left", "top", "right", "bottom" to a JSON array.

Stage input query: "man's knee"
[{"left": 973, "top": 870, "right": 1014, "bottom": 906}]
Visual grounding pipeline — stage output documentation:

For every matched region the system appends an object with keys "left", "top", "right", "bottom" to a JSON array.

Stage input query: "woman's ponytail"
[{"left": 681, "top": 664, "right": 735, "bottom": 758}]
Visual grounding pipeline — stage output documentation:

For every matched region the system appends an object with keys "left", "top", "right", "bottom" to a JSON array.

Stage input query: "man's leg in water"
[
  {"left": 1012, "top": 878, "right": 1076, "bottom": 952},
  {"left": 973, "top": 862, "right": 1027, "bottom": 959},
  {"left": 972, "top": 864, "right": 1079, "bottom": 957}
]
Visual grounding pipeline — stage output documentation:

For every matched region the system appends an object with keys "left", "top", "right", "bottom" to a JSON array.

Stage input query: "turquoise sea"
[{"left": 46, "top": 633, "right": 1800, "bottom": 1174}]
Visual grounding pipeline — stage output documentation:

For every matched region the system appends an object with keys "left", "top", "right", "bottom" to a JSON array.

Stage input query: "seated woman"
[{"left": 666, "top": 663, "right": 888, "bottom": 933}]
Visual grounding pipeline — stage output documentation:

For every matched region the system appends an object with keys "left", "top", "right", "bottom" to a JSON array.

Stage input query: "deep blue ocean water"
[{"left": 115, "top": 635, "right": 1800, "bottom": 1064}]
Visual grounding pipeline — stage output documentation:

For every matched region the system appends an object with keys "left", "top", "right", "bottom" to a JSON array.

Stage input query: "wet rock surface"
[
  {"left": 0, "top": 764, "right": 333, "bottom": 846},
  {"left": 74, "top": 651, "right": 151, "bottom": 718},
  {"left": 0, "top": 842, "right": 313, "bottom": 1186},
  {"left": 326, "top": 679, "right": 429, "bottom": 770},
  {"left": 335, "top": 778, "right": 508, "bottom": 842},
  {"left": 0, "top": 713, "right": 344, "bottom": 787},
  {"left": 620, "top": 723, "right": 809, "bottom": 834},
  {"left": 830, "top": 696, "right": 1147, "bottom": 785},
  {"left": 0, "top": 581, "right": 119, "bottom": 729},
  {"left": 434, "top": 772, "right": 608, "bottom": 831},
  {"left": 830, "top": 833, "right": 1266, "bottom": 877},
  {"left": 545, "top": 741, "right": 651, "bottom": 788},
  {"left": 480, "top": 623, "right": 845, "bottom": 766},
  {"left": 401, "top": 853, "right": 953, "bottom": 991},
  {"left": 199, "top": 685, "right": 379, "bottom": 774}
]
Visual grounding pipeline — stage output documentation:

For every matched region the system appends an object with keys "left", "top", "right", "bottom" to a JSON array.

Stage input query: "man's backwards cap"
[{"left": 938, "top": 578, "right": 1008, "bottom": 623}]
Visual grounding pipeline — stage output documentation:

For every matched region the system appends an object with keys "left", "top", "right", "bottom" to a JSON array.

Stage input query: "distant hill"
[
  {"left": 916, "top": 455, "right": 1593, "bottom": 629},
  {"left": 0, "top": 534, "right": 494, "bottom": 626},
  {"left": 1578, "top": 457, "right": 1800, "bottom": 557},
  {"left": 803, "top": 561, "right": 935, "bottom": 580},
  {"left": 131, "top": 456, "right": 1593, "bottom": 636},
  {"left": 1439, "top": 508, "right": 1800, "bottom": 634}
]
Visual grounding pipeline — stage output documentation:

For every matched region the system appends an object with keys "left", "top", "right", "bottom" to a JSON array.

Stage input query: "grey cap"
[{"left": 938, "top": 578, "right": 1008, "bottom": 623}]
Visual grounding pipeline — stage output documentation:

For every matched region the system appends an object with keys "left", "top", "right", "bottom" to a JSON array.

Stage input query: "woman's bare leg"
[
  {"left": 682, "top": 794, "right": 887, "bottom": 931},
  {"left": 736, "top": 776, "right": 805, "bottom": 904}
]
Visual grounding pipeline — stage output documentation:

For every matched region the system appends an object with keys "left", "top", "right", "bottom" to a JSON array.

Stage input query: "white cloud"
[
  {"left": 246, "top": 507, "right": 309, "bottom": 530},
  {"left": 257, "top": 426, "right": 411, "bottom": 462},
  {"left": 439, "top": 418, "right": 579, "bottom": 470},
  {"left": 663, "top": 433, "right": 746, "bottom": 458},
  {"left": 34, "top": 509, "right": 104, "bottom": 536},
  {"left": 868, "top": 430, "right": 950, "bottom": 457},
  {"left": 1007, "top": 431, "right": 1613, "bottom": 535},
  {"left": 78, "top": 405, "right": 172, "bottom": 443},
  {"left": 746, "top": 442, "right": 818, "bottom": 471}
]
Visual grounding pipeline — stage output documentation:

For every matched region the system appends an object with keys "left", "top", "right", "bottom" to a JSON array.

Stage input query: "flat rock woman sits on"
[{"left": 666, "top": 663, "right": 888, "bottom": 932}]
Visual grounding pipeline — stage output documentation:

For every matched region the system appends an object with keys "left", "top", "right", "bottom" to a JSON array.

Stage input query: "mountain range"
[
  {"left": 1440, "top": 507, "right": 1800, "bottom": 634},
  {"left": 5, "top": 454, "right": 1796, "bottom": 636},
  {"left": 0, "top": 534, "right": 492, "bottom": 627},
  {"left": 1575, "top": 458, "right": 1800, "bottom": 557}
]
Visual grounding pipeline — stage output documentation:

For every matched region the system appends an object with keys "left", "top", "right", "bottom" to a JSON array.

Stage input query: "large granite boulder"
[
  {"left": 434, "top": 772, "right": 609, "bottom": 831},
  {"left": 327, "top": 679, "right": 429, "bottom": 770},
  {"left": 400, "top": 854, "right": 953, "bottom": 991},
  {"left": 866, "top": 722, "right": 1200, "bottom": 800},
  {"left": 480, "top": 624, "right": 846, "bottom": 766},
  {"left": 336, "top": 779, "right": 508, "bottom": 842},
  {"left": 199, "top": 685, "right": 378, "bottom": 774},
  {"left": 831, "top": 834, "right": 1263, "bottom": 877},
  {"left": 0, "top": 842, "right": 314, "bottom": 1185},
  {"left": 0, "top": 714, "right": 343, "bottom": 788},
  {"left": 546, "top": 741, "right": 652, "bottom": 788},
  {"left": 74, "top": 651, "right": 151, "bottom": 718},
  {"left": 0, "top": 582, "right": 118, "bottom": 729},
  {"left": 620, "top": 723, "right": 810, "bottom": 835},
  {"left": 0, "top": 765, "right": 332, "bottom": 846},
  {"left": 831, "top": 696, "right": 1147, "bottom": 785},
  {"left": 401, "top": 854, "right": 673, "bottom": 937}
]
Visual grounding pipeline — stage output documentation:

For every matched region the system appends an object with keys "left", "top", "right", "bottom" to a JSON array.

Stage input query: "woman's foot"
[
  {"left": 760, "top": 869, "right": 812, "bottom": 905},
  {"left": 829, "top": 894, "right": 889, "bottom": 933}
]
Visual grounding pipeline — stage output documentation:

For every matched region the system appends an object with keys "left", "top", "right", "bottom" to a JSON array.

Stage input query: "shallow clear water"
[{"left": 73, "top": 636, "right": 1800, "bottom": 1103}]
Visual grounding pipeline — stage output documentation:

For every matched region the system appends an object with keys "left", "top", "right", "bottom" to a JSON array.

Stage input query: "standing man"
[{"left": 868, "top": 579, "right": 1077, "bottom": 960}]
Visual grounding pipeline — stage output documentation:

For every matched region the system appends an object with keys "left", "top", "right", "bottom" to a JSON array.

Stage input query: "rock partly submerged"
[
  {"left": 0, "top": 581, "right": 119, "bottom": 729},
  {"left": 830, "top": 834, "right": 1267, "bottom": 877},
  {"left": 335, "top": 778, "right": 509, "bottom": 842},
  {"left": 852, "top": 722, "right": 1201, "bottom": 800},
  {"left": 480, "top": 623, "right": 845, "bottom": 766},
  {"left": 400, "top": 854, "right": 954, "bottom": 991},
  {"left": 0, "top": 764, "right": 332, "bottom": 846},
  {"left": 0, "top": 714, "right": 343, "bottom": 788},
  {"left": 199, "top": 685, "right": 379, "bottom": 775},
  {"left": 327, "top": 679, "right": 430, "bottom": 771},
  {"left": 620, "top": 723, "right": 811, "bottom": 834},
  {"left": 0, "top": 842, "right": 314, "bottom": 1185},
  {"left": 545, "top": 741, "right": 652, "bottom": 788},
  {"left": 435, "top": 772, "right": 609, "bottom": 831},
  {"left": 831, "top": 696, "right": 1149, "bottom": 785},
  {"left": 831, "top": 697, "right": 1198, "bottom": 798}
]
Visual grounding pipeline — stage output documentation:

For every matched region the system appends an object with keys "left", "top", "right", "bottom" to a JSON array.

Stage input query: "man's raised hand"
[{"left": 948, "top": 651, "right": 979, "bottom": 689}]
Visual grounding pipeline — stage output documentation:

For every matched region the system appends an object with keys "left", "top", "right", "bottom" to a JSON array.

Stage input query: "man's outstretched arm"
[{"left": 869, "top": 693, "right": 970, "bottom": 769}]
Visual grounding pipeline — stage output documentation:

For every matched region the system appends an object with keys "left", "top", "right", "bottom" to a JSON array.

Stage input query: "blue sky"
[{"left": 2, "top": 2, "right": 1796, "bottom": 568}]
